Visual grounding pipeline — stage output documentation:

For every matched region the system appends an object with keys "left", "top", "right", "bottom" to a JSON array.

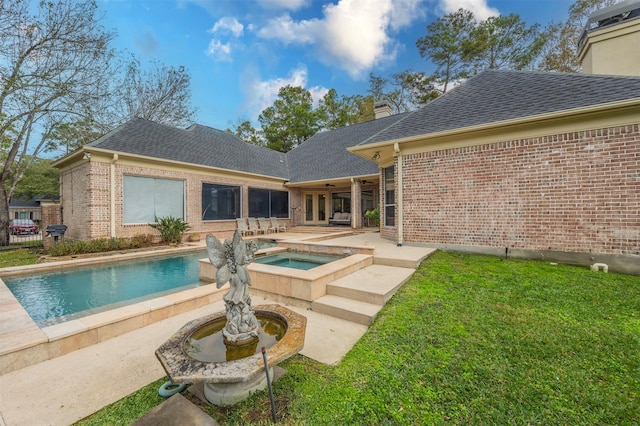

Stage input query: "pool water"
[
  {"left": 4, "top": 250, "right": 207, "bottom": 326},
  {"left": 254, "top": 251, "right": 344, "bottom": 270},
  {"left": 255, "top": 239, "right": 278, "bottom": 250}
]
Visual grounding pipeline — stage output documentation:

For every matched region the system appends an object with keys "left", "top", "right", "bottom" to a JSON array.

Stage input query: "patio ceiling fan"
[{"left": 325, "top": 183, "right": 335, "bottom": 187}]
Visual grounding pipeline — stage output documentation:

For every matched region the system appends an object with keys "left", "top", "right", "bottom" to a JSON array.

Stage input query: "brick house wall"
[
  {"left": 60, "top": 162, "right": 93, "bottom": 240},
  {"left": 395, "top": 123, "right": 639, "bottom": 256},
  {"left": 59, "top": 161, "right": 292, "bottom": 241}
]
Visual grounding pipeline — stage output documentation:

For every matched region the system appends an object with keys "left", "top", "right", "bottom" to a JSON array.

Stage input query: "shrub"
[
  {"left": 149, "top": 216, "right": 191, "bottom": 245},
  {"left": 365, "top": 206, "right": 380, "bottom": 226},
  {"left": 131, "top": 233, "right": 155, "bottom": 247},
  {"left": 45, "top": 236, "right": 155, "bottom": 257}
]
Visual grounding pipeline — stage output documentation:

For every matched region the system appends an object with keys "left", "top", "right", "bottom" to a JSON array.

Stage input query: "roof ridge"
[
  {"left": 477, "top": 67, "right": 640, "bottom": 81},
  {"left": 354, "top": 111, "right": 416, "bottom": 147}
]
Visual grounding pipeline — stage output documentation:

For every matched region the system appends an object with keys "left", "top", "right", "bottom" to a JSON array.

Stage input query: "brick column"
[{"left": 41, "top": 201, "right": 62, "bottom": 249}]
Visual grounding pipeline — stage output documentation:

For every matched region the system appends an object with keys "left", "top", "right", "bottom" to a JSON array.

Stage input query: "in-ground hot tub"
[{"left": 199, "top": 246, "right": 373, "bottom": 304}]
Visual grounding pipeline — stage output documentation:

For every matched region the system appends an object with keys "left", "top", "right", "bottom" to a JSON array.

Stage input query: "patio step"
[
  {"left": 311, "top": 295, "right": 382, "bottom": 325},
  {"left": 289, "top": 226, "right": 351, "bottom": 234},
  {"left": 326, "top": 264, "right": 415, "bottom": 305},
  {"left": 312, "top": 264, "right": 415, "bottom": 325}
]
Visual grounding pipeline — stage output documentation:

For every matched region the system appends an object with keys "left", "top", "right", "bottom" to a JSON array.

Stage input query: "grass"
[
  {"left": 75, "top": 251, "right": 640, "bottom": 425},
  {"left": 0, "top": 248, "right": 41, "bottom": 268}
]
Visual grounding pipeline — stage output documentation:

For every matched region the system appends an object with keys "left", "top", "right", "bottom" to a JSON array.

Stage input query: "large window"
[
  {"left": 202, "top": 183, "right": 241, "bottom": 220},
  {"left": 331, "top": 192, "right": 351, "bottom": 214},
  {"left": 384, "top": 166, "right": 395, "bottom": 227},
  {"left": 123, "top": 176, "right": 185, "bottom": 224},
  {"left": 248, "top": 188, "right": 289, "bottom": 218}
]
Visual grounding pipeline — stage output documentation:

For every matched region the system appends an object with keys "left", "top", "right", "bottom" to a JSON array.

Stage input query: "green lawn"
[
  {"left": 0, "top": 248, "right": 41, "bottom": 268},
  {"left": 77, "top": 252, "right": 640, "bottom": 425}
]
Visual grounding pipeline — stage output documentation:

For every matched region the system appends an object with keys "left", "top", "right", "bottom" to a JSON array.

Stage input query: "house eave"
[
  {"left": 349, "top": 98, "right": 640, "bottom": 163},
  {"left": 54, "top": 147, "right": 289, "bottom": 183},
  {"left": 285, "top": 173, "right": 379, "bottom": 188}
]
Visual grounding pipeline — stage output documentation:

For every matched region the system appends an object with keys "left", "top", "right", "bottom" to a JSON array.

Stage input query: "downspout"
[
  {"left": 110, "top": 154, "right": 118, "bottom": 238},
  {"left": 394, "top": 143, "right": 403, "bottom": 246}
]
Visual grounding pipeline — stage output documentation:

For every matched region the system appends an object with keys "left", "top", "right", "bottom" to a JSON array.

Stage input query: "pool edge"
[{"left": 0, "top": 280, "right": 225, "bottom": 375}]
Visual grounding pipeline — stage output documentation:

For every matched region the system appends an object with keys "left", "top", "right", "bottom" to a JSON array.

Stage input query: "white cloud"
[
  {"left": 257, "top": 14, "right": 315, "bottom": 44},
  {"left": 242, "top": 66, "right": 328, "bottom": 122},
  {"left": 389, "top": 0, "right": 427, "bottom": 30},
  {"left": 209, "top": 16, "right": 244, "bottom": 37},
  {"left": 438, "top": 0, "right": 499, "bottom": 20},
  {"left": 206, "top": 39, "right": 233, "bottom": 62},
  {"left": 317, "top": 0, "right": 394, "bottom": 78},
  {"left": 257, "top": 0, "right": 427, "bottom": 79},
  {"left": 257, "top": 0, "right": 309, "bottom": 11},
  {"left": 206, "top": 17, "right": 244, "bottom": 62}
]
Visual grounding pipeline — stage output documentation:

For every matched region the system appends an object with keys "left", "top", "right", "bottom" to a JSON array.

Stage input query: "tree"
[
  {"left": 116, "top": 56, "right": 197, "bottom": 128},
  {"left": 12, "top": 157, "right": 59, "bottom": 200},
  {"left": 369, "top": 71, "right": 440, "bottom": 112},
  {"left": 0, "top": 0, "right": 115, "bottom": 245},
  {"left": 316, "top": 89, "right": 374, "bottom": 130},
  {"left": 368, "top": 74, "right": 409, "bottom": 113},
  {"left": 469, "top": 14, "right": 545, "bottom": 71},
  {"left": 226, "top": 119, "right": 265, "bottom": 147},
  {"left": 316, "top": 89, "right": 353, "bottom": 130},
  {"left": 49, "top": 118, "right": 104, "bottom": 154},
  {"left": 416, "top": 9, "right": 477, "bottom": 93},
  {"left": 416, "top": 9, "right": 545, "bottom": 93},
  {"left": 258, "top": 85, "right": 320, "bottom": 152},
  {"left": 539, "top": 0, "right": 616, "bottom": 72}
]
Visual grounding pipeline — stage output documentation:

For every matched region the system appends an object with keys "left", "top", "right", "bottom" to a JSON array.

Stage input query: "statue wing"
[
  {"left": 215, "top": 265, "right": 231, "bottom": 289},
  {"left": 206, "top": 234, "right": 226, "bottom": 269},
  {"left": 232, "top": 231, "right": 246, "bottom": 264}
]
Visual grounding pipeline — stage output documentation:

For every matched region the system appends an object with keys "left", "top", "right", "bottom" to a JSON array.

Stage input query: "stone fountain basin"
[{"left": 155, "top": 304, "right": 306, "bottom": 385}]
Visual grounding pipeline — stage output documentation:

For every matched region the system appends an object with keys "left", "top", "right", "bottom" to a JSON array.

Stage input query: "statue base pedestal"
[{"left": 203, "top": 367, "right": 274, "bottom": 406}]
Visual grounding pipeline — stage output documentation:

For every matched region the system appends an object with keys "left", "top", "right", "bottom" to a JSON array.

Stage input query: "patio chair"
[
  {"left": 248, "top": 217, "right": 266, "bottom": 235},
  {"left": 270, "top": 217, "right": 286, "bottom": 233},
  {"left": 236, "top": 218, "right": 254, "bottom": 236},
  {"left": 258, "top": 217, "right": 275, "bottom": 234}
]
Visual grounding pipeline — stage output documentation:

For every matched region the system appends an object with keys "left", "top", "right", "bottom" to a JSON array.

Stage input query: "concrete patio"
[{"left": 0, "top": 231, "right": 434, "bottom": 425}]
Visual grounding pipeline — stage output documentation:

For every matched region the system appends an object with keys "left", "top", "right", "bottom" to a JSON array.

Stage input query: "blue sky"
[{"left": 99, "top": 0, "right": 574, "bottom": 130}]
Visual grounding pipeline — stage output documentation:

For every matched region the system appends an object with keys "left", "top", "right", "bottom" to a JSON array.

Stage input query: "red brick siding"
[{"left": 399, "top": 124, "right": 640, "bottom": 255}]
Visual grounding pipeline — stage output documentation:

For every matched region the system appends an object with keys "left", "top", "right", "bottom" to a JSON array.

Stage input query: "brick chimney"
[
  {"left": 374, "top": 102, "right": 392, "bottom": 119},
  {"left": 578, "top": 0, "right": 640, "bottom": 76}
]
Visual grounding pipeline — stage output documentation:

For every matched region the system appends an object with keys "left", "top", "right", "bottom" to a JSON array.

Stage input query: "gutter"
[{"left": 347, "top": 98, "right": 640, "bottom": 160}]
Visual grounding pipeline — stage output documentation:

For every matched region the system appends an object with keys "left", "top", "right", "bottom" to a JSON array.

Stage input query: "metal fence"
[{"left": 3, "top": 231, "right": 43, "bottom": 249}]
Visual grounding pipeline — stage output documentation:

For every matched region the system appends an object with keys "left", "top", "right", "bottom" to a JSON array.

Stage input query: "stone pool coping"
[
  {"left": 0, "top": 277, "right": 226, "bottom": 375},
  {"left": 0, "top": 244, "right": 220, "bottom": 375},
  {"left": 0, "top": 231, "right": 362, "bottom": 374},
  {"left": 201, "top": 240, "right": 376, "bottom": 307}
]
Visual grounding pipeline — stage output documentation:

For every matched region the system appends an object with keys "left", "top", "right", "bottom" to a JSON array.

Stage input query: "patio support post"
[
  {"left": 350, "top": 178, "right": 361, "bottom": 229},
  {"left": 110, "top": 154, "right": 118, "bottom": 238},
  {"left": 394, "top": 143, "right": 403, "bottom": 246}
]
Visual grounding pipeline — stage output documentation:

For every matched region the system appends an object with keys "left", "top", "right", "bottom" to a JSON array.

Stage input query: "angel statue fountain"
[{"left": 206, "top": 230, "right": 260, "bottom": 344}]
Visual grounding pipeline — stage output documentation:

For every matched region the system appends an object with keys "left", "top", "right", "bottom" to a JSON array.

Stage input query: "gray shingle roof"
[
  {"left": 85, "top": 70, "right": 640, "bottom": 183},
  {"left": 88, "top": 119, "right": 289, "bottom": 179},
  {"left": 361, "top": 69, "right": 640, "bottom": 146},
  {"left": 286, "top": 113, "right": 408, "bottom": 183}
]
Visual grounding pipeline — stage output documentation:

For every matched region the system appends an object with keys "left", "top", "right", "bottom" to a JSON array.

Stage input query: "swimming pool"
[
  {"left": 255, "top": 238, "right": 278, "bottom": 249},
  {"left": 254, "top": 251, "right": 344, "bottom": 270},
  {"left": 4, "top": 250, "right": 207, "bottom": 326}
]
